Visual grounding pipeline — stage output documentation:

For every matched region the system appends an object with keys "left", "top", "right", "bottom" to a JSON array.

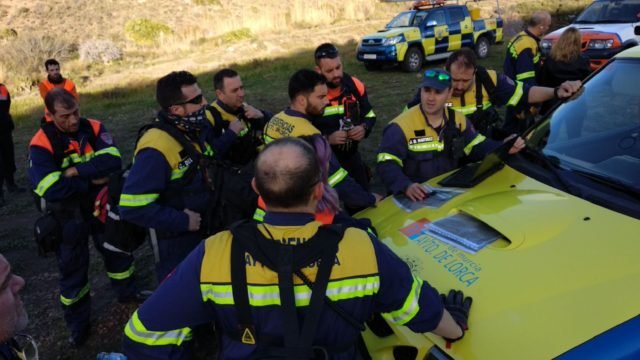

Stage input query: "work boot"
[{"left": 118, "top": 289, "right": 153, "bottom": 305}]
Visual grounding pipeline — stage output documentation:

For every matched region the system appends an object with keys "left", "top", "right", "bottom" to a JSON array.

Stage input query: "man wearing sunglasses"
[
  {"left": 378, "top": 69, "right": 525, "bottom": 201},
  {"left": 313, "top": 43, "right": 376, "bottom": 196},
  {"left": 120, "top": 71, "right": 216, "bottom": 282},
  {"left": 406, "top": 49, "right": 581, "bottom": 139}
]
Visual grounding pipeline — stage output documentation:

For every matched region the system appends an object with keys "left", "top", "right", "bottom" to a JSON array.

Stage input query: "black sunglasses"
[
  {"left": 175, "top": 93, "right": 203, "bottom": 106},
  {"left": 315, "top": 47, "right": 339, "bottom": 60}
]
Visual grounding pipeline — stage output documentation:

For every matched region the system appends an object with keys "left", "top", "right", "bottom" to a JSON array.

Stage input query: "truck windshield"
[
  {"left": 575, "top": 1, "right": 640, "bottom": 23},
  {"left": 386, "top": 11, "right": 416, "bottom": 28}
]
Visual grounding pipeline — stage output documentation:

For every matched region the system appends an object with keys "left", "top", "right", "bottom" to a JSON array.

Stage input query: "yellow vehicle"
[
  {"left": 359, "top": 46, "right": 640, "bottom": 359},
  {"left": 356, "top": 0, "right": 503, "bottom": 72}
]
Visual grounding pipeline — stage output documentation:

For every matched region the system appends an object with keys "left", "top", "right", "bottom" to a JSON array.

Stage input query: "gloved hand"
[{"left": 441, "top": 289, "right": 473, "bottom": 342}]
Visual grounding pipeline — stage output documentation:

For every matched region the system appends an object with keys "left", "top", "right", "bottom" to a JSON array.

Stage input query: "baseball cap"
[{"left": 420, "top": 69, "right": 452, "bottom": 90}]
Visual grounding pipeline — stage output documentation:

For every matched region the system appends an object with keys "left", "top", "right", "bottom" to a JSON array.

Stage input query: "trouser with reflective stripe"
[{"left": 56, "top": 216, "right": 136, "bottom": 337}]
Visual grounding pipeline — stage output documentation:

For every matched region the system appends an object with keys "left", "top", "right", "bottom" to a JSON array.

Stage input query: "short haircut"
[
  {"left": 44, "top": 88, "right": 77, "bottom": 115},
  {"left": 213, "top": 68, "right": 239, "bottom": 91},
  {"left": 44, "top": 58, "right": 60, "bottom": 70},
  {"left": 446, "top": 48, "right": 477, "bottom": 71},
  {"left": 156, "top": 71, "right": 198, "bottom": 110},
  {"left": 314, "top": 43, "right": 339, "bottom": 66},
  {"left": 255, "top": 137, "right": 320, "bottom": 209},
  {"left": 288, "top": 69, "right": 326, "bottom": 101},
  {"left": 528, "top": 11, "right": 551, "bottom": 27}
]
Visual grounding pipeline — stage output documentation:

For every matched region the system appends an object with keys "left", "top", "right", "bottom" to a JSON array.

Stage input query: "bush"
[
  {"left": 124, "top": 18, "right": 173, "bottom": 45},
  {"left": 79, "top": 40, "right": 122, "bottom": 63},
  {"left": 0, "top": 28, "right": 17, "bottom": 40},
  {"left": 192, "top": 0, "right": 221, "bottom": 5},
  {"left": 221, "top": 28, "right": 253, "bottom": 43},
  {"left": 0, "top": 34, "right": 73, "bottom": 91}
]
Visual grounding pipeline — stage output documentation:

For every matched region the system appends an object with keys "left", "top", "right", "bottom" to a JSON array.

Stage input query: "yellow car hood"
[{"left": 359, "top": 165, "right": 640, "bottom": 359}]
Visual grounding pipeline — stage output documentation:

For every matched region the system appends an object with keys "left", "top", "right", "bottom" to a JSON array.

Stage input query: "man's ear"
[
  {"left": 314, "top": 65, "right": 321, "bottom": 74},
  {"left": 251, "top": 178, "right": 259, "bottom": 195},
  {"left": 312, "top": 182, "right": 324, "bottom": 201},
  {"left": 168, "top": 104, "right": 184, "bottom": 117},
  {"left": 215, "top": 88, "right": 223, "bottom": 99}
]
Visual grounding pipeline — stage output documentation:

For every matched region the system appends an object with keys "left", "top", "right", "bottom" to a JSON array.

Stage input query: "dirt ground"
[{"left": 0, "top": 15, "right": 531, "bottom": 359}]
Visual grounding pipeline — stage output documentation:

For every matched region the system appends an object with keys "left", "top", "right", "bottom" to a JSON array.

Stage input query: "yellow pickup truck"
[
  {"left": 356, "top": 1, "right": 503, "bottom": 72},
  {"left": 358, "top": 46, "right": 640, "bottom": 359}
]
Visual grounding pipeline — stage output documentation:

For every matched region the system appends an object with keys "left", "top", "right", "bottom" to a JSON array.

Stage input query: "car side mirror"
[
  {"left": 635, "top": 25, "right": 640, "bottom": 36},
  {"left": 568, "top": 14, "right": 577, "bottom": 22},
  {"left": 426, "top": 20, "right": 437, "bottom": 27}
]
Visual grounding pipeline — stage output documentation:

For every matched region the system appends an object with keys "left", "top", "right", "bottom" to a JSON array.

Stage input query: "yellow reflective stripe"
[
  {"left": 124, "top": 311, "right": 192, "bottom": 347},
  {"left": 60, "top": 283, "right": 90, "bottom": 306},
  {"left": 464, "top": 134, "right": 486, "bottom": 155},
  {"left": 507, "top": 81, "right": 524, "bottom": 107},
  {"left": 450, "top": 101, "right": 492, "bottom": 115},
  {"left": 377, "top": 152, "right": 403, "bottom": 166},
  {"left": 94, "top": 146, "right": 121, "bottom": 158},
  {"left": 408, "top": 141, "right": 444, "bottom": 152},
  {"left": 170, "top": 166, "right": 189, "bottom": 180},
  {"left": 203, "top": 143, "right": 215, "bottom": 157},
  {"left": 382, "top": 275, "right": 423, "bottom": 325},
  {"left": 516, "top": 71, "right": 535, "bottom": 81},
  {"left": 61, "top": 158, "right": 71, "bottom": 168},
  {"left": 201, "top": 276, "right": 381, "bottom": 307},
  {"left": 253, "top": 208, "right": 265, "bottom": 222},
  {"left": 364, "top": 109, "right": 376, "bottom": 118},
  {"left": 533, "top": 53, "right": 541, "bottom": 64},
  {"left": 119, "top": 193, "right": 160, "bottom": 207},
  {"left": 107, "top": 265, "right": 135, "bottom": 280},
  {"left": 328, "top": 167, "right": 348, "bottom": 187},
  {"left": 35, "top": 171, "right": 61, "bottom": 197},
  {"left": 323, "top": 105, "right": 344, "bottom": 116},
  {"left": 263, "top": 134, "right": 275, "bottom": 144}
]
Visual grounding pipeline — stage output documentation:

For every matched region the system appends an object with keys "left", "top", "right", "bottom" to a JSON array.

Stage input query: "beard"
[
  {"left": 326, "top": 78, "right": 341, "bottom": 89},
  {"left": 48, "top": 74, "right": 64, "bottom": 84},
  {"left": 306, "top": 103, "right": 325, "bottom": 117}
]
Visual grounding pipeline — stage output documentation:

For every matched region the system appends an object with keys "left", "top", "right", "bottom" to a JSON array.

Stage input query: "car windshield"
[
  {"left": 525, "top": 59, "right": 640, "bottom": 215},
  {"left": 386, "top": 11, "right": 416, "bottom": 28},
  {"left": 575, "top": 1, "right": 640, "bottom": 23}
]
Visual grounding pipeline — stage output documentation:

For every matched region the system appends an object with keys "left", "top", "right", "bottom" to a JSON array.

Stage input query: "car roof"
[{"left": 615, "top": 45, "right": 640, "bottom": 59}]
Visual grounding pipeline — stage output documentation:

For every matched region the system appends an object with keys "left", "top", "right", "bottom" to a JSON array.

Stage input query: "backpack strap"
[
  {"left": 341, "top": 73, "right": 363, "bottom": 104},
  {"left": 229, "top": 220, "right": 359, "bottom": 358},
  {"left": 475, "top": 66, "right": 498, "bottom": 107},
  {"left": 140, "top": 119, "right": 204, "bottom": 185}
]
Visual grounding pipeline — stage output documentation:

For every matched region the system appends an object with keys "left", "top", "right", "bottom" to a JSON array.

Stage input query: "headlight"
[
  {"left": 587, "top": 39, "right": 615, "bottom": 49},
  {"left": 382, "top": 35, "right": 403, "bottom": 46},
  {"left": 540, "top": 40, "right": 552, "bottom": 49}
]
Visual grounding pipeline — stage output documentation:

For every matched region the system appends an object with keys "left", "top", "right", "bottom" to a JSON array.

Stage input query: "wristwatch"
[{"left": 553, "top": 86, "right": 561, "bottom": 99}]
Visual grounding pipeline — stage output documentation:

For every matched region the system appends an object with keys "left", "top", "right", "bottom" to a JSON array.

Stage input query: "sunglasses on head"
[
  {"left": 315, "top": 47, "right": 339, "bottom": 60},
  {"left": 175, "top": 93, "right": 203, "bottom": 106},
  {"left": 424, "top": 69, "right": 451, "bottom": 81}
]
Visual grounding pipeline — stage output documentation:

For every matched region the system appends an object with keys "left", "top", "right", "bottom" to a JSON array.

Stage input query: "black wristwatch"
[{"left": 553, "top": 86, "right": 561, "bottom": 99}]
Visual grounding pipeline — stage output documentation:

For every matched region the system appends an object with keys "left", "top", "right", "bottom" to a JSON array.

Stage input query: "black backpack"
[{"left": 228, "top": 221, "right": 364, "bottom": 359}]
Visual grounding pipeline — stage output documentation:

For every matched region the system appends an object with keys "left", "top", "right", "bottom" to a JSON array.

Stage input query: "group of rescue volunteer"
[{"left": 1, "top": 10, "right": 587, "bottom": 357}]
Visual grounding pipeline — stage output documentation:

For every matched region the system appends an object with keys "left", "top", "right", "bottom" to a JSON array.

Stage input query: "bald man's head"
[
  {"left": 254, "top": 138, "right": 321, "bottom": 209},
  {"left": 528, "top": 11, "right": 552, "bottom": 36}
]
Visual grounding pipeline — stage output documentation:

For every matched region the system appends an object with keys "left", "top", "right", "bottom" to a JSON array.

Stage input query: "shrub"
[
  {"left": 221, "top": 28, "right": 253, "bottom": 43},
  {"left": 124, "top": 18, "right": 173, "bottom": 45},
  {"left": 192, "top": 0, "right": 221, "bottom": 5},
  {"left": 79, "top": 40, "right": 122, "bottom": 63},
  {"left": 0, "top": 28, "right": 17, "bottom": 40},
  {"left": 0, "top": 34, "right": 73, "bottom": 91}
]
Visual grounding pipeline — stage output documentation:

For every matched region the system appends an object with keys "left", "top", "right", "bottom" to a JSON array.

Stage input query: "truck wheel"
[
  {"left": 364, "top": 62, "right": 381, "bottom": 71},
  {"left": 402, "top": 47, "right": 423, "bottom": 72},
  {"left": 475, "top": 36, "right": 490, "bottom": 59}
]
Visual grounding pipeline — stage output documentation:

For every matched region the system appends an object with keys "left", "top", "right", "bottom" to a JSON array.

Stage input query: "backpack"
[{"left": 228, "top": 221, "right": 363, "bottom": 359}]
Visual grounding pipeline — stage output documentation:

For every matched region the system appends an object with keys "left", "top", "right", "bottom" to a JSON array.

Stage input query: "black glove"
[{"left": 441, "top": 289, "right": 473, "bottom": 342}]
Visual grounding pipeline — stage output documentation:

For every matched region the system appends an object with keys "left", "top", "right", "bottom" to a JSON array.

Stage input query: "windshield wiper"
[
  {"left": 571, "top": 169, "right": 640, "bottom": 199},
  {"left": 521, "top": 147, "right": 580, "bottom": 196}
]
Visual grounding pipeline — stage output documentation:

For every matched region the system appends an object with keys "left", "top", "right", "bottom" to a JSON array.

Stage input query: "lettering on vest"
[{"left": 268, "top": 116, "right": 295, "bottom": 137}]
